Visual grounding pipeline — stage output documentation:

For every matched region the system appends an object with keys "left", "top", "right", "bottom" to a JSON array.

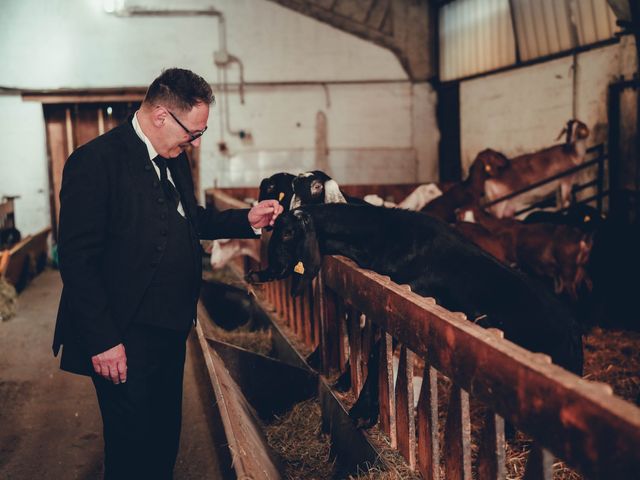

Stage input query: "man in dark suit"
[{"left": 52, "top": 68, "right": 283, "bottom": 479}]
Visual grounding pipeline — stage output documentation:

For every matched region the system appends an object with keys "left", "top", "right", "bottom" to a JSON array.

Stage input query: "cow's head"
[
  {"left": 290, "top": 170, "right": 346, "bottom": 209},
  {"left": 474, "top": 149, "right": 509, "bottom": 178},
  {"left": 246, "top": 209, "right": 322, "bottom": 297},
  {"left": 556, "top": 119, "right": 590, "bottom": 143},
  {"left": 258, "top": 172, "right": 295, "bottom": 210}
]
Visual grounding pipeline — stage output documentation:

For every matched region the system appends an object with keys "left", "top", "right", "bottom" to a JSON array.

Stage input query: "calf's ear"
[
  {"left": 290, "top": 211, "right": 322, "bottom": 297},
  {"left": 324, "top": 179, "right": 347, "bottom": 203}
]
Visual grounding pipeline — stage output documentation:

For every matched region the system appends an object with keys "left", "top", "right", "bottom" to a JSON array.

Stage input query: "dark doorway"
[{"left": 436, "top": 81, "right": 462, "bottom": 182}]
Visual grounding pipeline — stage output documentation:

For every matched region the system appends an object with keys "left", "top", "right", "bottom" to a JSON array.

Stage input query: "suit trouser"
[{"left": 92, "top": 323, "right": 190, "bottom": 480}]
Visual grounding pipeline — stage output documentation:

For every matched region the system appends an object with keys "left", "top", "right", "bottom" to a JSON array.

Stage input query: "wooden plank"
[
  {"left": 348, "top": 306, "right": 363, "bottom": 396},
  {"left": 360, "top": 314, "right": 373, "bottom": 376},
  {"left": 0, "top": 201, "right": 13, "bottom": 217},
  {"left": 477, "top": 411, "right": 506, "bottom": 480},
  {"left": 444, "top": 385, "right": 472, "bottom": 480},
  {"left": 294, "top": 293, "right": 305, "bottom": 344},
  {"left": 523, "top": 444, "right": 554, "bottom": 480},
  {"left": 478, "top": 329, "right": 507, "bottom": 480},
  {"left": 206, "top": 338, "right": 317, "bottom": 419},
  {"left": 311, "top": 283, "right": 320, "bottom": 347},
  {"left": 318, "top": 282, "right": 341, "bottom": 374},
  {"left": 194, "top": 321, "right": 282, "bottom": 480},
  {"left": 395, "top": 345, "right": 416, "bottom": 469},
  {"left": 44, "top": 105, "right": 69, "bottom": 237},
  {"left": 23, "top": 90, "right": 145, "bottom": 104},
  {"left": 286, "top": 277, "right": 295, "bottom": 332},
  {"left": 378, "top": 332, "right": 396, "bottom": 448},
  {"left": 417, "top": 365, "right": 439, "bottom": 480},
  {"left": 73, "top": 105, "right": 100, "bottom": 149},
  {"left": 322, "top": 255, "right": 640, "bottom": 478},
  {"left": 337, "top": 301, "right": 349, "bottom": 373}
]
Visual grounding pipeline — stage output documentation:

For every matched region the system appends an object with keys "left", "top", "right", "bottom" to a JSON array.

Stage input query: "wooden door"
[{"left": 43, "top": 101, "right": 201, "bottom": 241}]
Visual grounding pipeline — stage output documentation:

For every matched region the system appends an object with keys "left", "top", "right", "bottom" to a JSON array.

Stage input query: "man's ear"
[
  {"left": 150, "top": 105, "right": 167, "bottom": 128},
  {"left": 290, "top": 211, "right": 321, "bottom": 296},
  {"left": 323, "top": 180, "right": 346, "bottom": 203}
]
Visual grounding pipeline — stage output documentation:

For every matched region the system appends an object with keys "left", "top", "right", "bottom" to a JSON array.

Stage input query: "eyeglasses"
[{"left": 167, "top": 110, "right": 208, "bottom": 142}]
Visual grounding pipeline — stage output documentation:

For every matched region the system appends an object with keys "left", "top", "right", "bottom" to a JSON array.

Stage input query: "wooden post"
[
  {"left": 523, "top": 444, "right": 553, "bottom": 480},
  {"left": 348, "top": 306, "right": 363, "bottom": 396},
  {"left": 396, "top": 345, "right": 416, "bottom": 469},
  {"left": 361, "top": 314, "right": 373, "bottom": 380},
  {"left": 478, "top": 328, "right": 506, "bottom": 480},
  {"left": 477, "top": 411, "right": 506, "bottom": 480},
  {"left": 444, "top": 385, "right": 472, "bottom": 480},
  {"left": 317, "top": 274, "right": 340, "bottom": 375},
  {"left": 417, "top": 365, "right": 439, "bottom": 480},
  {"left": 378, "top": 332, "right": 397, "bottom": 448},
  {"left": 338, "top": 302, "right": 349, "bottom": 373}
]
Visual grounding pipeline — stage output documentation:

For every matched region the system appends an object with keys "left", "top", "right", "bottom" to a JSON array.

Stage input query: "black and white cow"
[{"left": 248, "top": 204, "right": 584, "bottom": 427}]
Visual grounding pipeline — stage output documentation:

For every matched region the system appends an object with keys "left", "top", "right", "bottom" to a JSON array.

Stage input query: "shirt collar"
[{"left": 132, "top": 111, "right": 158, "bottom": 160}]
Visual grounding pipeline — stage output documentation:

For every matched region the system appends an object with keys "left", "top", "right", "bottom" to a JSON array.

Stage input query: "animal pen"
[{"left": 198, "top": 187, "right": 639, "bottom": 480}]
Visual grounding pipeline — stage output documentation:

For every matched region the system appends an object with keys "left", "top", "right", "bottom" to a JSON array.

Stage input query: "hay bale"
[
  {"left": 264, "top": 399, "right": 335, "bottom": 480},
  {"left": 0, "top": 277, "right": 17, "bottom": 322}
]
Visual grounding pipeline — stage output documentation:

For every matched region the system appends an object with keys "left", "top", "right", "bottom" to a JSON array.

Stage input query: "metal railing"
[{"left": 482, "top": 144, "right": 608, "bottom": 217}]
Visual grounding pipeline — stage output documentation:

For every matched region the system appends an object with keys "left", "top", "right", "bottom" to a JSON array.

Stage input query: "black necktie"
[{"left": 152, "top": 156, "right": 181, "bottom": 210}]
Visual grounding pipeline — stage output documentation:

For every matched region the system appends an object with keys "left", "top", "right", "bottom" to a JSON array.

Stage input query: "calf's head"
[
  {"left": 259, "top": 172, "right": 295, "bottom": 210},
  {"left": 291, "top": 170, "right": 346, "bottom": 209},
  {"left": 249, "top": 210, "right": 322, "bottom": 297},
  {"left": 474, "top": 149, "right": 509, "bottom": 178},
  {"left": 556, "top": 119, "right": 590, "bottom": 144}
]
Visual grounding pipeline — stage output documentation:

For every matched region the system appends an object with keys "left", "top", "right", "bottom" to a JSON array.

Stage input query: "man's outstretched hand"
[
  {"left": 92, "top": 343, "right": 127, "bottom": 384},
  {"left": 248, "top": 200, "right": 284, "bottom": 228}
]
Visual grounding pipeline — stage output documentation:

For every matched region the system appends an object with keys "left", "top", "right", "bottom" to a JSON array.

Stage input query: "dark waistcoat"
[{"left": 132, "top": 202, "right": 195, "bottom": 331}]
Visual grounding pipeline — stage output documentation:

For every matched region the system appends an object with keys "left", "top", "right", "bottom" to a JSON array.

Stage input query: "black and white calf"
[
  {"left": 248, "top": 204, "right": 584, "bottom": 427},
  {"left": 258, "top": 172, "right": 296, "bottom": 210},
  {"left": 291, "top": 170, "right": 367, "bottom": 209}
]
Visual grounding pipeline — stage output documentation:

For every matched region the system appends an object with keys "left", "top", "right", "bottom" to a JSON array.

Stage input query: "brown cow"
[
  {"left": 467, "top": 207, "right": 593, "bottom": 300},
  {"left": 422, "top": 149, "right": 505, "bottom": 223},
  {"left": 482, "top": 120, "right": 590, "bottom": 218}
]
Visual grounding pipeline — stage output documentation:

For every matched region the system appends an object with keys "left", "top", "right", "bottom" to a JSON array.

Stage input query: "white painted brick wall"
[
  {"left": 460, "top": 36, "right": 637, "bottom": 174},
  {"left": 0, "top": 0, "right": 438, "bottom": 233},
  {"left": 0, "top": 96, "right": 51, "bottom": 236}
]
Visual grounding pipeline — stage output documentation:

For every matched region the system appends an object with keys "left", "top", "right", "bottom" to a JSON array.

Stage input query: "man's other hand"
[
  {"left": 248, "top": 200, "right": 284, "bottom": 228},
  {"left": 92, "top": 343, "right": 127, "bottom": 384}
]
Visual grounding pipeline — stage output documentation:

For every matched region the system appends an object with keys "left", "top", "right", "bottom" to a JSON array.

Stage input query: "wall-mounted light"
[{"left": 103, "top": 0, "right": 125, "bottom": 14}]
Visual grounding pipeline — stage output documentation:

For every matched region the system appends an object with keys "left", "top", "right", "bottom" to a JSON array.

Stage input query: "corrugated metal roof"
[
  {"left": 511, "top": 0, "right": 618, "bottom": 61},
  {"left": 440, "top": 0, "right": 516, "bottom": 81},
  {"left": 439, "top": 0, "right": 620, "bottom": 81}
]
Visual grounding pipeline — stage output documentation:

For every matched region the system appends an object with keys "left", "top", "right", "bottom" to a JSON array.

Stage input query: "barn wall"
[
  {"left": 0, "top": 96, "right": 51, "bottom": 237},
  {"left": 0, "top": 0, "right": 438, "bottom": 235},
  {"left": 459, "top": 35, "right": 637, "bottom": 174}
]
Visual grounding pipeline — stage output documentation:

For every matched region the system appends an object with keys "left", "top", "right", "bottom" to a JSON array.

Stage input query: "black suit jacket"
[{"left": 53, "top": 118, "right": 255, "bottom": 375}]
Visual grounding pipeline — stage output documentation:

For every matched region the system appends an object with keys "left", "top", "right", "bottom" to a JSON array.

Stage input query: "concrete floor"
[{"left": 0, "top": 269, "right": 231, "bottom": 479}]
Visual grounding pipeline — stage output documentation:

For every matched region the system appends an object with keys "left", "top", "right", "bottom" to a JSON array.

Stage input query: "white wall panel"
[
  {"left": 0, "top": 0, "right": 439, "bottom": 232},
  {"left": 459, "top": 37, "right": 636, "bottom": 174}
]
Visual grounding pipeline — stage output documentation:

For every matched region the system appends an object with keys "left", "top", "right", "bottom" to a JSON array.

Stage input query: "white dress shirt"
[{"left": 132, "top": 112, "right": 186, "bottom": 218}]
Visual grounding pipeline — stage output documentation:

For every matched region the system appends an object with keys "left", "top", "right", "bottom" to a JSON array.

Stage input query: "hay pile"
[
  {"left": 583, "top": 327, "right": 640, "bottom": 404},
  {"left": 0, "top": 277, "right": 17, "bottom": 322},
  {"left": 264, "top": 399, "right": 336, "bottom": 480},
  {"left": 207, "top": 320, "right": 273, "bottom": 356}
]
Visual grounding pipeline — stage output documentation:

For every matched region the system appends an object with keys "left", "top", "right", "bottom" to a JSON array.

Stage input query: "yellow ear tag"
[
  {"left": 584, "top": 215, "right": 591, "bottom": 222},
  {"left": 278, "top": 192, "right": 285, "bottom": 201},
  {"left": 294, "top": 261, "right": 305, "bottom": 275}
]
